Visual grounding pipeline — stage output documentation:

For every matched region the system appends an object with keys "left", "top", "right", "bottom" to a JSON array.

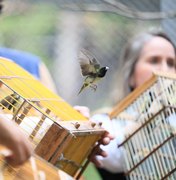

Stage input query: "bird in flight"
[{"left": 78, "top": 49, "right": 109, "bottom": 95}]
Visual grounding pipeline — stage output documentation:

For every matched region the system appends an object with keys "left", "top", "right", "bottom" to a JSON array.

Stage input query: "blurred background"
[
  {"left": 1, "top": 0, "right": 176, "bottom": 112},
  {"left": 0, "top": 1, "right": 176, "bottom": 178}
]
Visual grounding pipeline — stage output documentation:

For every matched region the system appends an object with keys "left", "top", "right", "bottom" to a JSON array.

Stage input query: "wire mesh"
[
  {"left": 0, "top": 0, "right": 176, "bottom": 111},
  {"left": 111, "top": 72, "right": 176, "bottom": 180},
  {"left": 0, "top": 58, "right": 105, "bottom": 178}
]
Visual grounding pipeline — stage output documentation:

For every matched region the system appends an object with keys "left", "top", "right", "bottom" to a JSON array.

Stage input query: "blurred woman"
[{"left": 92, "top": 30, "right": 176, "bottom": 180}]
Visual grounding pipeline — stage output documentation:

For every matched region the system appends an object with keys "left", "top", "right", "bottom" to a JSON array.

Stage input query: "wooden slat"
[
  {"left": 109, "top": 74, "right": 157, "bottom": 119},
  {"left": 35, "top": 123, "right": 71, "bottom": 161},
  {"left": 109, "top": 71, "right": 176, "bottom": 119},
  {"left": 0, "top": 146, "right": 72, "bottom": 180}
]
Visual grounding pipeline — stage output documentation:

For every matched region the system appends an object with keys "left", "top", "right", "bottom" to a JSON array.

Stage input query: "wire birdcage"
[
  {"left": 0, "top": 57, "right": 105, "bottom": 179},
  {"left": 110, "top": 71, "right": 176, "bottom": 180}
]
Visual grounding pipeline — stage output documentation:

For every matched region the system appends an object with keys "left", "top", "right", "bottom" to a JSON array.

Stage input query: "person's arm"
[
  {"left": 74, "top": 106, "right": 114, "bottom": 166},
  {"left": 0, "top": 115, "right": 33, "bottom": 166},
  {"left": 91, "top": 114, "right": 126, "bottom": 173},
  {"left": 92, "top": 113, "right": 142, "bottom": 173},
  {"left": 75, "top": 106, "right": 114, "bottom": 166},
  {"left": 90, "top": 131, "right": 114, "bottom": 167},
  {"left": 39, "top": 62, "right": 58, "bottom": 93}
]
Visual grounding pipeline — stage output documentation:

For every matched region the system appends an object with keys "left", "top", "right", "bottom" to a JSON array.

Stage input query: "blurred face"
[{"left": 130, "top": 36, "right": 176, "bottom": 89}]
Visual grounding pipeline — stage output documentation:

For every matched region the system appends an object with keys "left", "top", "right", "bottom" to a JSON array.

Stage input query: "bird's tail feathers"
[{"left": 77, "top": 84, "right": 88, "bottom": 95}]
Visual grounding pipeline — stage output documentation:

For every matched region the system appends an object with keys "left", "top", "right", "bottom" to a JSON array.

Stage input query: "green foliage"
[
  {"left": 0, "top": 2, "right": 58, "bottom": 65},
  {"left": 83, "top": 163, "right": 101, "bottom": 180}
]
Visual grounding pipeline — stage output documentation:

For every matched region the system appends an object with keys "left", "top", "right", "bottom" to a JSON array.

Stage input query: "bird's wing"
[{"left": 78, "top": 49, "right": 100, "bottom": 76}]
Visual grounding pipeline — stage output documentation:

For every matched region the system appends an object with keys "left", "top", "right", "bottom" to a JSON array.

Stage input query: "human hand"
[
  {"left": 0, "top": 115, "right": 33, "bottom": 166},
  {"left": 74, "top": 105, "right": 90, "bottom": 118},
  {"left": 74, "top": 106, "right": 114, "bottom": 166},
  {"left": 90, "top": 131, "right": 114, "bottom": 167}
]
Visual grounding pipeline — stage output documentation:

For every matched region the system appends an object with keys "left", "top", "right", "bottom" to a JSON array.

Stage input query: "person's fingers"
[
  {"left": 6, "top": 141, "right": 32, "bottom": 166},
  {"left": 100, "top": 131, "right": 114, "bottom": 145},
  {"left": 5, "top": 134, "right": 33, "bottom": 167},
  {"left": 0, "top": 117, "right": 33, "bottom": 167},
  {"left": 74, "top": 105, "right": 90, "bottom": 118},
  {"left": 95, "top": 146, "right": 108, "bottom": 157},
  {"left": 104, "top": 131, "right": 114, "bottom": 140},
  {"left": 91, "top": 157, "right": 103, "bottom": 167},
  {"left": 102, "top": 137, "right": 111, "bottom": 145},
  {"left": 100, "top": 150, "right": 107, "bottom": 157},
  {"left": 6, "top": 153, "right": 22, "bottom": 166}
]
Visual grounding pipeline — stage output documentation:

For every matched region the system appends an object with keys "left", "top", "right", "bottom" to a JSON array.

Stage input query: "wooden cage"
[
  {"left": 110, "top": 72, "right": 176, "bottom": 180},
  {"left": 0, "top": 58, "right": 105, "bottom": 179}
]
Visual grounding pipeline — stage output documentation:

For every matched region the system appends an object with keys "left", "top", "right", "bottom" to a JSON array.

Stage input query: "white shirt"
[{"left": 92, "top": 113, "right": 135, "bottom": 173}]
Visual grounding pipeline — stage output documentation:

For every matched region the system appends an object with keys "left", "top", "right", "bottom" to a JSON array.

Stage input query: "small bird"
[
  {"left": 0, "top": 93, "right": 21, "bottom": 113},
  {"left": 78, "top": 49, "right": 109, "bottom": 95}
]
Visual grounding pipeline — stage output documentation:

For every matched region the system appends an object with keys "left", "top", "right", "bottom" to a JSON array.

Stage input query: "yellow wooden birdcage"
[
  {"left": 110, "top": 72, "right": 176, "bottom": 180},
  {"left": 0, "top": 57, "right": 105, "bottom": 179}
]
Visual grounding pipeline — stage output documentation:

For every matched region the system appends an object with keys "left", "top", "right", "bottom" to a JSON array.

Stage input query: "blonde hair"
[{"left": 112, "top": 30, "right": 176, "bottom": 104}]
